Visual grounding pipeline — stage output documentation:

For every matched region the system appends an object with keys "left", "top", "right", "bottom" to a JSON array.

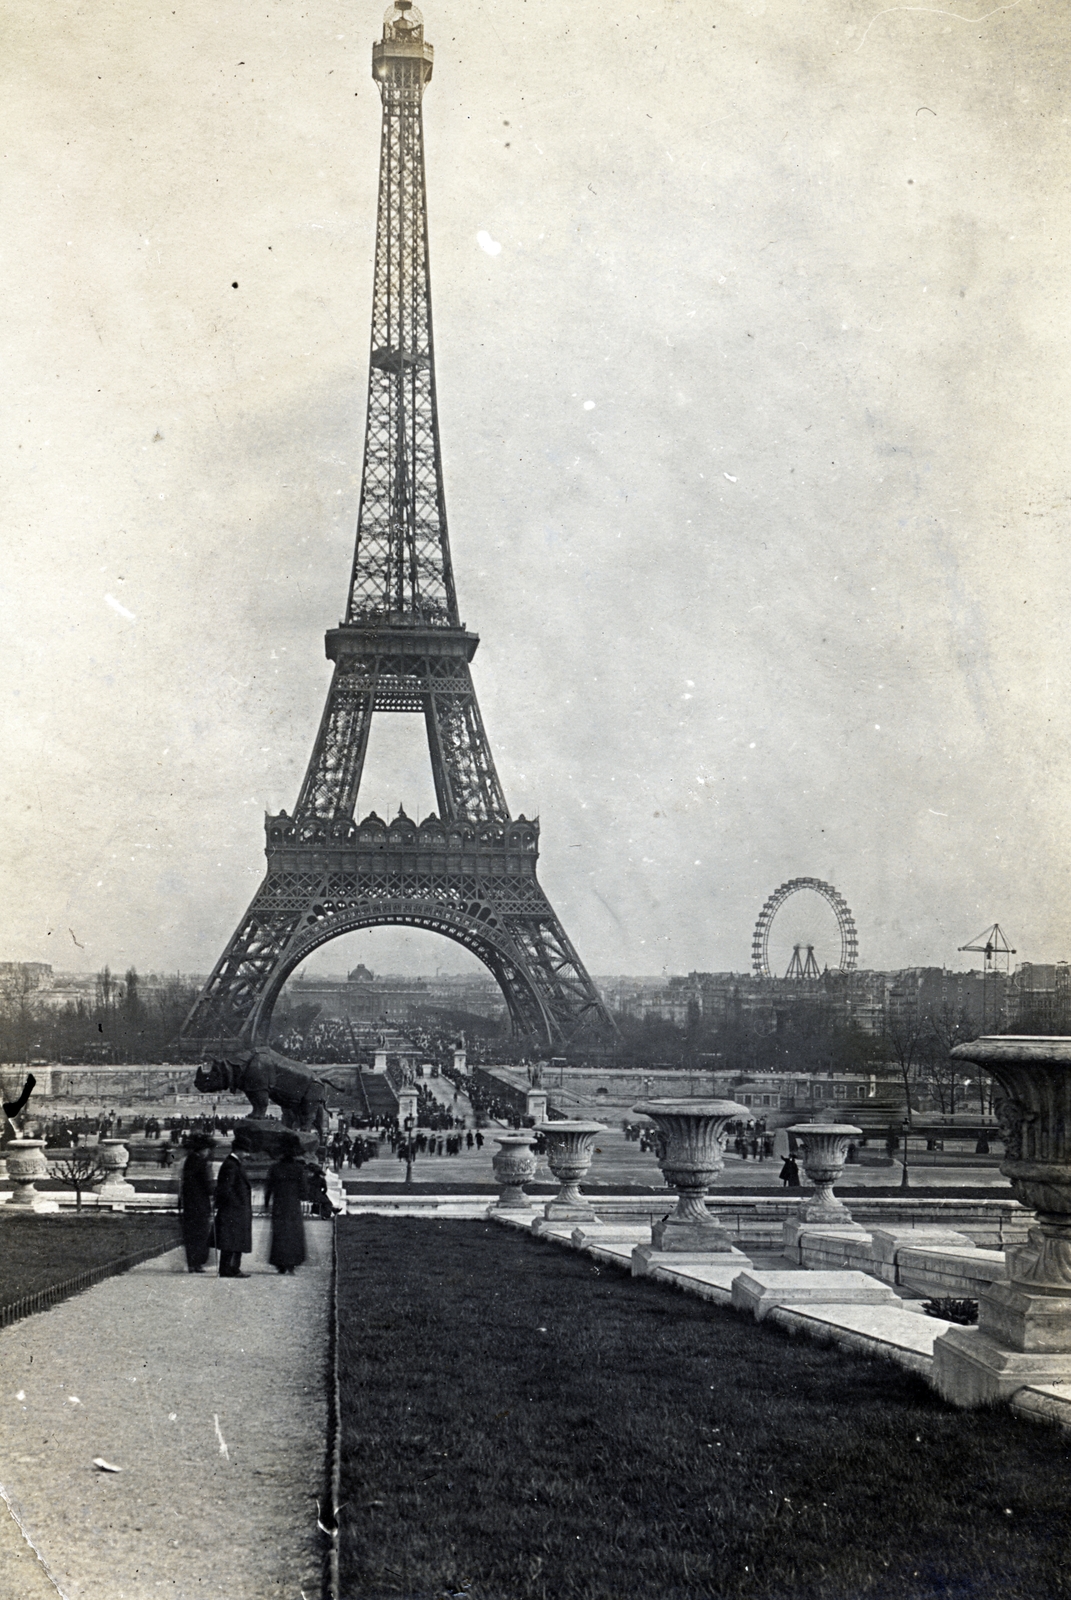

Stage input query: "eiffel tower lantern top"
[{"left": 350, "top": 1, "right": 456, "bottom": 629}]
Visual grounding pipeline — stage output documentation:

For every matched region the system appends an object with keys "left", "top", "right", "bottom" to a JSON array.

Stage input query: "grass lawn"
[
  {"left": 337, "top": 1217, "right": 1071, "bottom": 1600},
  {"left": 341, "top": 1180, "right": 1011, "bottom": 1199},
  {"left": 0, "top": 1212, "right": 180, "bottom": 1312}
]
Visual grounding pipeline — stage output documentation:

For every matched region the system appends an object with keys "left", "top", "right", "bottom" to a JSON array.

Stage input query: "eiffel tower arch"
[{"left": 182, "top": 3, "right": 615, "bottom": 1055}]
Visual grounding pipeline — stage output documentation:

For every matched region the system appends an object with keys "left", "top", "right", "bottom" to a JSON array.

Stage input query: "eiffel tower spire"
[
  {"left": 182, "top": 4, "right": 615, "bottom": 1053},
  {"left": 350, "top": 0, "right": 456, "bottom": 628}
]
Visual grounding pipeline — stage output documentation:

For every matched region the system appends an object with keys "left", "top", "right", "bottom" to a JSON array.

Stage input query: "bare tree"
[
  {"left": 922, "top": 1002, "right": 977, "bottom": 1115},
  {"left": 49, "top": 1148, "right": 105, "bottom": 1211},
  {"left": 883, "top": 1010, "right": 929, "bottom": 1127}
]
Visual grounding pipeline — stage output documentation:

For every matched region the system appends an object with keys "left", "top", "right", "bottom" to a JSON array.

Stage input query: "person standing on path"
[
  {"left": 779, "top": 1155, "right": 801, "bottom": 1189},
  {"left": 215, "top": 1136, "right": 254, "bottom": 1277},
  {"left": 264, "top": 1133, "right": 307, "bottom": 1275},
  {"left": 179, "top": 1133, "right": 215, "bottom": 1273}
]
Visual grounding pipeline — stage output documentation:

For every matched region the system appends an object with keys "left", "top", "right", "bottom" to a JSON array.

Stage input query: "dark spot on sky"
[{"left": 232, "top": 282, "right": 239, "bottom": 288}]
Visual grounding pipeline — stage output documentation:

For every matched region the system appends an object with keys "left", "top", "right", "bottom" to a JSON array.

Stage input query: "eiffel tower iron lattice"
[{"left": 183, "top": 2, "right": 615, "bottom": 1053}]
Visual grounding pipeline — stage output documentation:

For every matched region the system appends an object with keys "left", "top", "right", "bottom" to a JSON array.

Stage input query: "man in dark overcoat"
[
  {"left": 179, "top": 1132, "right": 215, "bottom": 1273},
  {"left": 215, "top": 1135, "right": 254, "bottom": 1277}
]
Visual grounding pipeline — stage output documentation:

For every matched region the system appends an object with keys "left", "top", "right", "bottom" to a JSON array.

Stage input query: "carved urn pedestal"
[
  {"left": 491, "top": 1132, "right": 539, "bottom": 1210},
  {"left": 4, "top": 1140, "right": 59, "bottom": 1212},
  {"left": 92, "top": 1138, "right": 137, "bottom": 1207},
  {"left": 783, "top": 1123, "right": 867, "bottom": 1256},
  {"left": 934, "top": 1038, "right": 1071, "bottom": 1405},
  {"left": 631, "top": 1099, "right": 751, "bottom": 1268},
  {"left": 531, "top": 1121, "right": 605, "bottom": 1232}
]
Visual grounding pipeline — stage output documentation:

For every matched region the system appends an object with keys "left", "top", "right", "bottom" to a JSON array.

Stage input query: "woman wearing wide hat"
[{"left": 264, "top": 1132, "right": 307, "bottom": 1275}]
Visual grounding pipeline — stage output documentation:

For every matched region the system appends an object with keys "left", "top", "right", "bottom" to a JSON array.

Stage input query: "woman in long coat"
[
  {"left": 264, "top": 1135, "right": 307, "bottom": 1274},
  {"left": 179, "top": 1134, "right": 215, "bottom": 1273}
]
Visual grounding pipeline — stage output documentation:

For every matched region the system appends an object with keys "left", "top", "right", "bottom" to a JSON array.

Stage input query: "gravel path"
[{"left": 0, "top": 1219, "right": 332, "bottom": 1600}]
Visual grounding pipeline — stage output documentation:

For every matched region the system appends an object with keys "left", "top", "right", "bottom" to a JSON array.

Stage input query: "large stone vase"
[
  {"left": 935, "top": 1037, "right": 1071, "bottom": 1404},
  {"left": 789, "top": 1124, "right": 863, "bottom": 1224},
  {"left": 535, "top": 1121, "right": 605, "bottom": 1223},
  {"left": 4, "top": 1139, "right": 59, "bottom": 1212},
  {"left": 633, "top": 1098, "right": 749, "bottom": 1253},
  {"left": 92, "top": 1138, "right": 136, "bottom": 1205},
  {"left": 491, "top": 1132, "right": 539, "bottom": 1210}
]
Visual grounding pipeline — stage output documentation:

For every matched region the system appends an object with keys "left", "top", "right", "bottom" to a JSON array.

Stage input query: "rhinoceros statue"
[{"left": 194, "top": 1047, "right": 329, "bottom": 1134}]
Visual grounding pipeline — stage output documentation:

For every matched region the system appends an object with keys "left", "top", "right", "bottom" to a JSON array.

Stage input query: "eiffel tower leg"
[
  {"left": 501, "top": 894, "right": 615, "bottom": 1045},
  {"left": 182, "top": 873, "right": 316, "bottom": 1044},
  {"left": 294, "top": 668, "right": 374, "bottom": 821},
  {"left": 425, "top": 667, "right": 509, "bottom": 824}
]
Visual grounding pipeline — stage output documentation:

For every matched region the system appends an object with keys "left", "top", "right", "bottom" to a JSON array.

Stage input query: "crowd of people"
[
  {"left": 439, "top": 1063, "right": 519, "bottom": 1125},
  {"left": 38, "top": 1111, "right": 247, "bottom": 1148},
  {"left": 411, "top": 1082, "right": 470, "bottom": 1131}
]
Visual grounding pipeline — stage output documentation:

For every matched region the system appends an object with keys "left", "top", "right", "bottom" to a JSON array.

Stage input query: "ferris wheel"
[{"left": 751, "top": 877, "right": 859, "bottom": 979}]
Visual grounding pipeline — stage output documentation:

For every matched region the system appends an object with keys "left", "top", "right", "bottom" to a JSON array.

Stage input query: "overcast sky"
[{"left": 2, "top": 0, "right": 1068, "bottom": 984}]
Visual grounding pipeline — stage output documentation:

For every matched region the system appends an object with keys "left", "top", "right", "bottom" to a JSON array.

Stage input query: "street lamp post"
[{"left": 404, "top": 1115, "right": 415, "bottom": 1189}]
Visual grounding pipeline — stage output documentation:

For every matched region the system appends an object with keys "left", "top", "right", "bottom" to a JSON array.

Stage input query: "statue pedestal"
[
  {"left": 93, "top": 1139, "right": 136, "bottom": 1207},
  {"left": 933, "top": 1327, "right": 1071, "bottom": 1406},
  {"left": 782, "top": 1219, "right": 869, "bottom": 1257},
  {"left": 651, "top": 1214, "right": 738, "bottom": 1253},
  {"left": 525, "top": 1088, "right": 548, "bottom": 1124},
  {"left": 934, "top": 1037, "right": 1071, "bottom": 1405},
  {"left": 226, "top": 1122, "right": 320, "bottom": 1182},
  {"left": 631, "top": 1243, "right": 750, "bottom": 1278}
]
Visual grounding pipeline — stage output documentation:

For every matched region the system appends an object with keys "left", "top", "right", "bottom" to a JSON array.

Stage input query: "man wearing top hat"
[{"left": 215, "top": 1131, "right": 254, "bottom": 1278}]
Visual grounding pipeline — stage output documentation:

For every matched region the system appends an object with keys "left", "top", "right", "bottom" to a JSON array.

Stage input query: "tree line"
[{"left": 0, "top": 967, "right": 201, "bottom": 1064}]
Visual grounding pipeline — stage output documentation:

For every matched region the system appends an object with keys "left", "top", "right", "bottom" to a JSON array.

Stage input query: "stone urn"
[
  {"left": 491, "top": 1132, "right": 539, "bottom": 1210},
  {"left": 633, "top": 1098, "right": 749, "bottom": 1252},
  {"left": 4, "top": 1139, "right": 59, "bottom": 1212},
  {"left": 535, "top": 1120, "right": 605, "bottom": 1222},
  {"left": 92, "top": 1138, "right": 136, "bottom": 1204},
  {"left": 788, "top": 1124, "right": 863, "bottom": 1225},
  {"left": 934, "top": 1037, "right": 1071, "bottom": 1404}
]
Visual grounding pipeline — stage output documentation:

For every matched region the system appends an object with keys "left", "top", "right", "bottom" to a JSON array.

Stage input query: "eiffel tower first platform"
[{"left": 183, "top": 2, "right": 615, "bottom": 1054}]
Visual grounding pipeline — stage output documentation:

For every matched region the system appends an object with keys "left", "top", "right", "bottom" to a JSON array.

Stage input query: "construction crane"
[{"left": 958, "top": 924, "right": 1016, "bottom": 1032}]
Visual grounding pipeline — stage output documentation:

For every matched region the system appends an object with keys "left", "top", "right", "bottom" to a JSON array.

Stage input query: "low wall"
[
  {"left": 796, "top": 1229, "right": 1009, "bottom": 1298},
  {"left": 707, "top": 1195, "right": 1029, "bottom": 1253}
]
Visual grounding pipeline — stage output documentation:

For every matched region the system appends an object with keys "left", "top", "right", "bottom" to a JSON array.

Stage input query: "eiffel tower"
[{"left": 183, "top": 1, "right": 614, "bottom": 1054}]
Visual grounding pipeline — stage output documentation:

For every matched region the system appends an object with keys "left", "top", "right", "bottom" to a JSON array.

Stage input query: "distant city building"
[
  {"left": 281, "top": 969, "right": 507, "bottom": 1025},
  {"left": 0, "top": 962, "right": 53, "bottom": 992},
  {"left": 596, "top": 965, "right": 1037, "bottom": 1039}
]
